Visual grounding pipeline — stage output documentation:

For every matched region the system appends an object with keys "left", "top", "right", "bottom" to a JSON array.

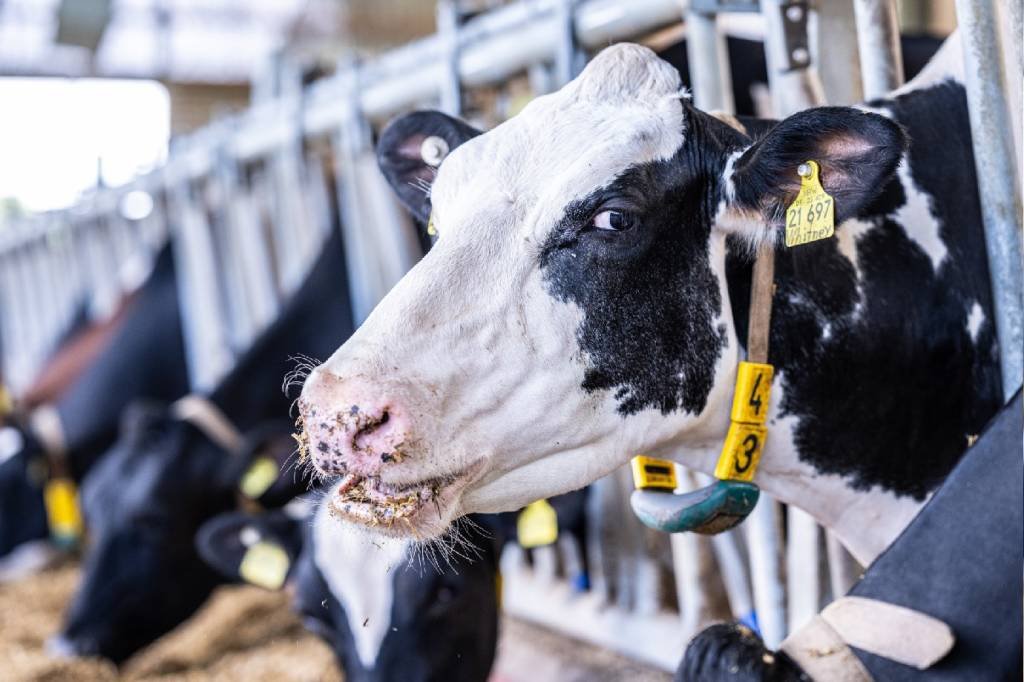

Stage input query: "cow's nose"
[
  {"left": 46, "top": 634, "right": 100, "bottom": 658},
  {"left": 299, "top": 370, "right": 412, "bottom": 478}
]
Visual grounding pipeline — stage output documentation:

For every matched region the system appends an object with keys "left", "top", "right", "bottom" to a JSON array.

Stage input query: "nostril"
[{"left": 353, "top": 409, "right": 393, "bottom": 452}]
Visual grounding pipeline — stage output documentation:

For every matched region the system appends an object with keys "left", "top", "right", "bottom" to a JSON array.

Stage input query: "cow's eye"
[{"left": 591, "top": 209, "right": 637, "bottom": 232}]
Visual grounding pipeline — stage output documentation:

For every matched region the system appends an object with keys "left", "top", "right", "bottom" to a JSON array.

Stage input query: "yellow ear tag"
[
  {"left": 426, "top": 213, "right": 438, "bottom": 237},
  {"left": 785, "top": 160, "right": 835, "bottom": 247},
  {"left": 239, "top": 541, "right": 290, "bottom": 590},
  {"left": 517, "top": 500, "right": 558, "bottom": 548},
  {"left": 44, "top": 478, "right": 84, "bottom": 545},
  {"left": 239, "top": 456, "right": 279, "bottom": 500},
  {"left": 0, "top": 385, "right": 12, "bottom": 416}
]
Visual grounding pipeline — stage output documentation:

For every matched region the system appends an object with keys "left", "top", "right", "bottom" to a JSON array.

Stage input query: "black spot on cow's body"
[
  {"left": 540, "top": 107, "right": 738, "bottom": 416},
  {"left": 729, "top": 81, "right": 1001, "bottom": 499}
]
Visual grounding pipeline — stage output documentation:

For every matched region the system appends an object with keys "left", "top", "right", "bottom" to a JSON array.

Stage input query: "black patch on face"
[
  {"left": 540, "top": 106, "right": 738, "bottom": 416},
  {"left": 727, "top": 81, "right": 1002, "bottom": 499}
]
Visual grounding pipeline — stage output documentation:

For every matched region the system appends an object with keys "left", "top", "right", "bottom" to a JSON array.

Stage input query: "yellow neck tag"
[
  {"left": 239, "top": 541, "right": 290, "bottom": 590},
  {"left": 785, "top": 160, "right": 835, "bottom": 247},
  {"left": 713, "top": 361, "right": 774, "bottom": 482},
  {"left": 517, "top": 500, "right": 558, "bottom": 548},
  {"left": 426, "top": 213, "right": 438, "bottom": 236},
  {"left": 239, "top": 456, "right": 279, "bottom": 500},
  {"left": 44, "top": 478, "right": 84, "bottom": 543}
]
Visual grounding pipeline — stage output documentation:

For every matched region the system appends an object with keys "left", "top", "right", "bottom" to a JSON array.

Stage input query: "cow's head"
[
  {"left": 0, "top": 423, "right": 51, "bottom": 576},
  {"left": 53, "top": 404, "right": 300, "bottom": 663},
  {"left": 299, "top": 44, "right": 904, "bottom": 539},
  {"left": 197, "top": 496, "right": 505, "bottom": 682}
]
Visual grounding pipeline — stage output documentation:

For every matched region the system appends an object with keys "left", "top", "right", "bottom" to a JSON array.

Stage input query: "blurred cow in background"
[
  {"left": 0, "top": 245, "right": 189, "bottom": 578},
  {"left": 51, "top": 230, "right": 353, "bottom": 662}
]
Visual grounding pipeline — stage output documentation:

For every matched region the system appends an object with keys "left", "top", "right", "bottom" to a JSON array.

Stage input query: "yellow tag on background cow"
[
  {"left": 730, "top": 362, "right": 774, "bottom": 425},
  {"left": 239, "top": 541, "right": 290, "bottom": 590},
  {"left": 44, "top": 478, "right": 84, "bottom": 543},
  {"left": 426, "top": 213, "right": 438, "bottom": 236},
  {"left": 239, "top": 456, "right": 279, "bottom": 500},
  {"left": 715, "top": 422, "right": 768, "bottom": 482},
  {"left": 785, "top": 160, "right": 835, "bottom": 247},
  {"left": 0, "top": 385, "right": 12, "bottom": 416},
  {"left": 631, "top": 455, "right": 679, "bottom": 491},
  {"left": 517, "top": 500, "right": 558, "bottom": 548}
]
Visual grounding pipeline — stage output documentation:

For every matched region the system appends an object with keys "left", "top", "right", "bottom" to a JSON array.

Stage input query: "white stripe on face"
[{"left": 313, "top": 495, "right": 410, "bottom": 668}]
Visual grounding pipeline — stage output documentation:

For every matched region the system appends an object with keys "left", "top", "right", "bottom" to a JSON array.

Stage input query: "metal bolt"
[
  {"left": 797, "top": 163, "right": 811, "bottom": 178},
  {"left": 785, "top": 4, "right": 804, "bottom": 22},
  {"left": 791, "top": 47, "right": 809, "bottom": 65},
  {"left": 420, "top": 136, "right": 450, "bottom": 167}
]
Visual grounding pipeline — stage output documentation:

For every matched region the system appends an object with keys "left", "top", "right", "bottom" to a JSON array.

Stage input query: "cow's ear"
[
  {"left": 228, "top": 420, "right": 307, "bottom": 507},
  {"left": 376, "top": 110, "right": 482, "bottom": 223},
  {"left": 195, "top": 510, "right": 304, "bottom": 590},
  {"left": 719, "top": 107, "right": 906, "bottom": 240}
]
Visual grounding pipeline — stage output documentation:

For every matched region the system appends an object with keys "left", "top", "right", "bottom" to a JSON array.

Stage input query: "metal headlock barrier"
[{"left": 0, "top": 0, "right": 1020, "bottom": 671}]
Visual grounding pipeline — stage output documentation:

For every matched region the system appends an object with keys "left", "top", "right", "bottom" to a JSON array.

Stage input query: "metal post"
[
  {"left": 437, "top": 0, "right": 463, "bottom": 116},
  {"left": 759, "top": 0, "right": 825, "bottom": 116},
  {"left": 554, "top": 0, "right": 586, "bottom": 86},
  {"left": 685, "top": 10, "right": 735, "bottom": 113},
  {"left": 955, "top": 0, "right": 1024, "bottom": 398},
  {"left": 853, "top": 0, "right": 904, "bottom": 100}
]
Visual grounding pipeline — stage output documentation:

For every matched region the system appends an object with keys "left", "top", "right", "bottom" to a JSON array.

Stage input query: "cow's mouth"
[{"left": 327, "top": 470, "right": 465, "bottom": 532}]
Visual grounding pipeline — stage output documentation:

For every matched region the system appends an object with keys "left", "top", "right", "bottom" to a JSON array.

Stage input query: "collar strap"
[
  {"left": 781, "top": 596, "right": 954, "bottom": 678},
  {"left": 170, "top": 395, "right": 243, "bottom": 454},
  {"left": 28, "top": 405, "right": 70, "bottom": 478}
]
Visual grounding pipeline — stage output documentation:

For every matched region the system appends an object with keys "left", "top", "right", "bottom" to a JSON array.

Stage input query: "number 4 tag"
[{"left": 730, "top": 362, "right": 774, "bottom": 425}]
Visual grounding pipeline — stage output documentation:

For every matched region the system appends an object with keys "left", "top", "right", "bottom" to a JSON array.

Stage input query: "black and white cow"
[
  {"left": 678, "top": 389, "right": 1022, "bottom": 680},
  {"left": 51, "top": 230, "right": 355, "bottom": 662},
  {"left": 0, "top": 245, "right": 189, "bottom": 577},
  {"left": 197, "top": 492, "right": 506, "bottom": 682},
  {"left": 298, "top": 33, "right": 1003, "bottom": 574}
]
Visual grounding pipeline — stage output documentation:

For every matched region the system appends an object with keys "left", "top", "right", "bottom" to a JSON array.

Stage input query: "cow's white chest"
[{"left": 313, "top": 502, "right": 409, "bottom": 668}]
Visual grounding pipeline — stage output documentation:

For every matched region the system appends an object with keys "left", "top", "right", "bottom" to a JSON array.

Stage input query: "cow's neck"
[{"left": 699, "top": 235, "right": 928, "bottom": 566}]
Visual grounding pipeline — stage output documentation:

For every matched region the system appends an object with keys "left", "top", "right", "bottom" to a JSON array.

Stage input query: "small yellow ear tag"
[
  {"left": 44, "top": 478, "right": 84, "bottom": 544},
  {"left": 239, "top": 456, "right": 279, "bottom": 500},
  {"left": 785, "top": 160, "right": 835, "bottom": 247},
  {"left": 631, "top": 455, "right": 678, "bottom": 491},
  {"left": 0, "top": 385, "right": 12, "bottom": 416},
  {"left": 517, "top": 500, "right": 558, "bottom": 548},
  {"left": 426, "top": 213, "right": 438, "bottom": 237},
  {"left": 239, "top": 541, "right": 290, "bottom": 590}
]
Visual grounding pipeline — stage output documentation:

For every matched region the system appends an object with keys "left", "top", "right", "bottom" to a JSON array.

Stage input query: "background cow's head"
[
  {"left": 0, "top": 422, "right": 51, "bottom": 577},
  {"left": 52, "top": 404, "right": 300, "bottom": 663},
  {"left": 300, "top": 43, "right": 904, "bottom": 540},
  {"left": 197, "top": 495, "right": 505, "bottom": 682}
]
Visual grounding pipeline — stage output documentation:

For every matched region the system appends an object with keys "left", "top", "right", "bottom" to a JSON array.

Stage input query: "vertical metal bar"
[
  {"left": 554, "top": 0, "right": 585, "bottom": 86},
  {"left": 437, "top": 0, "right": 463, "bottom": 116},
  {"left": 814, "top": 0, "right": 863, "bottom": 105},
  {"left": 853, "top": 0, "right": 904, "bottom": 100},
  {"left": 745, "top": 496, "right": 785, "bottom": 647},
  {"left": 955, "top": 0, "right": 1024, "bottom": 398},
  {"left": 685, "top": 10, "right": 735, "bottom": 113},
  {"left": 785, "top": 507, "right": 819, "bottom": 632},
  {"left": 759, "top": 0, "right": 825, "bottom": 116}
]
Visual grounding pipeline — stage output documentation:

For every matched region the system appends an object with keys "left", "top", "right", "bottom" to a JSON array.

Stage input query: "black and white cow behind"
[
  {"left": 197, "top": 493, "right": 506, "bottom": 682},
  {"left": 51, "top": 230, "right": 355, "bottom": 663},
  {"left": 677, "top": 389, "right": 1022, "bottom": 681},
  {"left": 298, "top": 33, "right": 1003, "bottom": 576},
  {"left": 0, "top": 244, "right": 190, "bottom": 577}
]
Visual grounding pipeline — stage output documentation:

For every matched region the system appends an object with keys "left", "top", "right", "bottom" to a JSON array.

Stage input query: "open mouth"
[{"left": 328, "top": 471, "right": 461, "bottom": 530}]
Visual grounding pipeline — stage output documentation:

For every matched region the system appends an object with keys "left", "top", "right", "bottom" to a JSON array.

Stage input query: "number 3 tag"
[
  {"left": 715, "top": 423, "right": 768, "bottom": 482},
  {"left": 785, "top": 160, "right": 835, "bottom": 247}
]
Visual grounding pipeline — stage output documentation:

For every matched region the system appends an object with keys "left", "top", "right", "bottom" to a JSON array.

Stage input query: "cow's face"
[
  {"left": 293, "top": 501, "right": 502, "bottom": 682},
  {"left": 55, "top": 406, "right": 230, "bottom": 663},
  {"left": 299, "top": 44, "right": 904, "bottom": 539}
]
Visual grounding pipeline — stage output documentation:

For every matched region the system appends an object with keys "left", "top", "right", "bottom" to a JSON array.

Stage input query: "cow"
[
  {"left": 297, "top": 32, "right": 1003, "bottom": 578},
  {"left": 50, "top": 229, "right": 355, "bottom": 662},
  {"left": 677, "top": 389, "right": 1022, "bottom": 680},
  {"left": 196, "top": 491, "right": 506, "bottom": 682},
  {"left": 0, "top": 244, "right": 189, "bottom": 578}
]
